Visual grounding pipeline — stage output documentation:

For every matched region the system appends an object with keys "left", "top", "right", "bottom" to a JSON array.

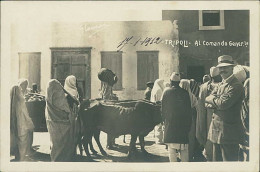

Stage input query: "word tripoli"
[{"left": 164, "top": 40, "right": 190, "bottom": 47}]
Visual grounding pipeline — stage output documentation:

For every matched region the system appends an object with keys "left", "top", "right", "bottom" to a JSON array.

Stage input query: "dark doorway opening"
[{"left": 187, "top": 66, "right": 205, "bottom": 83}]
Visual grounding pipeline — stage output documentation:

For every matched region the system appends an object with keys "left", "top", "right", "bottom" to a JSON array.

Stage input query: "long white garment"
[
  {"left": 180, "top": 79, "right": 199, "bottom": 161},
  {"left": 45, "top": 79, "right": 75, "bottom": 161},
  {"left": 150, "top": 79, "right": 165, "bottom": 143},
  {"left": 168, "top": 144, "right": 189, "bottom": 162},
  {"left": 64, "top": 75, "right": 80, "bottom": 156},
  {"left": 18, "top": 78, "right": 30, "bottom": 95},
  {"left": 10, "top": 85, "right": 34, "bottom": 160},
  {"left": 150, "top": 79, "right": 165, "bottom": 103},
  {"left": 64, "top": 75, "right": 79, "bottom": 101}
]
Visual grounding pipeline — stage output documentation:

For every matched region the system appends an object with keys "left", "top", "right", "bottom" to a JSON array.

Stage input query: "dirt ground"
[{"left": 11, "top": 131, "right": 170, "bottom": 162}]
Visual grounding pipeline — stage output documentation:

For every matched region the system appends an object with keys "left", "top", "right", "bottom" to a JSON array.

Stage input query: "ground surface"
[{"left": 11, "top": 131, "right": 170, "bottom": 162}]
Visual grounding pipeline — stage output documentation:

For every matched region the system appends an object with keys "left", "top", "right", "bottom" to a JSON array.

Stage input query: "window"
[
  {"left": 137, "top": 51, "right": 159, "bottom": 90},
  {"left": 199, "top": 10, "right": 225, "bottom": 30},
  {"left": 101, "top": 51, "right": 123, "bottom": 90}
]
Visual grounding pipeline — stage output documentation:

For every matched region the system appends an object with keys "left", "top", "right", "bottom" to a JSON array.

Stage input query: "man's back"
[
  {"left": 162, "top": 87, "right": 191, "bottom": 115},
  {"left": 161, "top": 86, "right": 192, "bottom": 144}
]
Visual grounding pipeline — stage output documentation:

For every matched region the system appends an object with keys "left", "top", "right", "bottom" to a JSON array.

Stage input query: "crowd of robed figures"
[
  {"left": 10, "top": 54, "right": 249, "bottom": 162},
  {"left": 10, "top": 76, "right": 83, "bottom": 161},
  {"left": 10, "top": 68, "right": 120, "bottom": 161},
  {"left": 144, "top": 55, "right": 249, "bottom": 162}
]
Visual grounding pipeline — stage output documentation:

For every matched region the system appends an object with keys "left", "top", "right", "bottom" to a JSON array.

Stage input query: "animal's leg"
[
  {"left": 89, "top": 137, "right": 98, "bottom": 155},
  {"left": 128, "top": 135, "right": 137, "bottom": 158},
  {"left": 77, "top": 117, "right": 83, "bottom": 156},
  {"left": 139, "top": 135, "right": 148, "bottom": 155},
  {"left": 123, "top": 135, "right": 126, "bottom": 143},
  {"left": 79, "top": 137, "right": 83, "bottom": 156},
  {"left": 94, "top": 130, "right": 107, "bottom": 156},
  {"left": 106, "top": 134, "right": 116, "bottom": 149},
  {"left": 82, "top": 135, "right": 91, "bottom": 158}
]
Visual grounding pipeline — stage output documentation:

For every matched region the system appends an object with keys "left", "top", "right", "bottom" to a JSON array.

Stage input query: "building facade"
[
  {"left": 162, "top": 10, "right": 249, "bottom": 82},
  {"left": 11, "top": 21, "right": 179, "bottom": 99},
  {"left": 11, "top": 10, "right": 249, "bottom": 99}
]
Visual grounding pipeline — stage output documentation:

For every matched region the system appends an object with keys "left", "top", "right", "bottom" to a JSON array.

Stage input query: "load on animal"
[{"left": 78, "top": 99, "right": 162, "bottom": 159}]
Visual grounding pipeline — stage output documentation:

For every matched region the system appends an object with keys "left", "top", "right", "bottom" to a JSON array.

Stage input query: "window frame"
[{"left": 199, "top": 10, "right": 225, "bottom": 30}]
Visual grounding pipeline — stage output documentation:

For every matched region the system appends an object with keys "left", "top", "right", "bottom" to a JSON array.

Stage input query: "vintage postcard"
[{"left": 1, "top": 1, "right": 259, "bottom": 171}]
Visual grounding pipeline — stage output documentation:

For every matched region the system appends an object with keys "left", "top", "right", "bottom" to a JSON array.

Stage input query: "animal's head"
[
  {"left": 79, "top": 99, "right": 90, "bottom": 113},
  {"left": 79, "top": 99, "right": 101, "bottom": 117}
]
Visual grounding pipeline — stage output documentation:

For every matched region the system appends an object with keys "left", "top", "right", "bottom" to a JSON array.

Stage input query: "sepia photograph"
[{"left": 1, "top": 1, "right": 259, "bottom": 171}]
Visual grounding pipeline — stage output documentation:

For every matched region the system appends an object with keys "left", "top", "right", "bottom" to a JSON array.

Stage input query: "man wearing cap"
[
  {"left": 202, "top": 75, "right": 211, "bottom": 83},
  {"left": 205, "top": 55, "right": 245, "bottom": 161},
  {"left": 144, "top": 81, "right": 154, "bottom": 101},
  {"left": 196, "top": 66, "right": 222, "bottom": 161},
  {"left": 161, "top": 72, "right": 192, "bottom": 162}
]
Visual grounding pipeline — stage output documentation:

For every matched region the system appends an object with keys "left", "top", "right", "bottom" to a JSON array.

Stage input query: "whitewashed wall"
[{"left": 11, "top": 21, "right": 179, "bottom": 99}]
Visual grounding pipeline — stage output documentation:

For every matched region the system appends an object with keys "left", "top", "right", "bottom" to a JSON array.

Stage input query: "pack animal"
[{"left": 78, "top": 99, "right": 162, "bottom": 160}]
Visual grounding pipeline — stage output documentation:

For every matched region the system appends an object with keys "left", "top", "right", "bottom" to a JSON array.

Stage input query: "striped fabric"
[{"left": 190, "top": 79, "right": 200, "bottom": 98}]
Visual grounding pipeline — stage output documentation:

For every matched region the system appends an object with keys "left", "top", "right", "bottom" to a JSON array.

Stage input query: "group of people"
[
  {"left": 10, "top": 55, "right": 249, "bottom": 162},
  {"left": 144, "top": 55, "right": 249, "bottom": 162},
  {"left": 10, "top": 68, "right": 119, "bottom": 161},
  {"left": 45, "top": 76, "right": 81, "bottom": 161},
  {"left": 10, "top": 76, "right": 82, "bottom": 161},
  {"left": 144, "top": 74, "right": 201, "bottom": 162}
]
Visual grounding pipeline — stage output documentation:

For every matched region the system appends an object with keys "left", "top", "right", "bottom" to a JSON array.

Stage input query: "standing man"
[
  {"left": 196, "top": 66, "right": 221, "bottom": 161},
  {"left": 161, "top": 72, "right": 192, "bottom": 162},
  {"left": 205, "top": 55, "right": 245, "bottom": 161}
]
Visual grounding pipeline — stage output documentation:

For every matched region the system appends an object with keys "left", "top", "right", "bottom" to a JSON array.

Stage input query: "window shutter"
[
  {"left": 101, "top": 51, "right": 123, "bottom": 90},
  {"left": 137, "top": 51, "right": 159, "bottom": 90}
]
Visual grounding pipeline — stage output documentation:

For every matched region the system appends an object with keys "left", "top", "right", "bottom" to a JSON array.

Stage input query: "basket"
[{"left": 26, "top": 101, "right": 47, "bottom": 132}]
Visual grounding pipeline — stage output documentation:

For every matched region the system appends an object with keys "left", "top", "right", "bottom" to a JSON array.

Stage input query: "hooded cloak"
[{"left": 45, "top": 79, "right": 75, "bottom": 161}]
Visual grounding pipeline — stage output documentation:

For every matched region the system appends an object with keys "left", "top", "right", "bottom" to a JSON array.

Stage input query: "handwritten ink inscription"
[
  {"left": 117, "top": 36, "right": 162, "bottom": 51},
  {"left": 116, "top": 37, "right": 249, "bottom": 51}
]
